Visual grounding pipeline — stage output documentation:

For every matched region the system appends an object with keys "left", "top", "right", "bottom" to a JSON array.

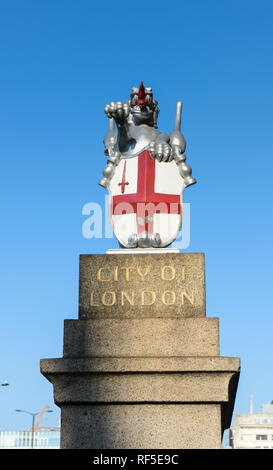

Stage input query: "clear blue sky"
[{"left": 0, "top": 0, "right": 273, "bottom": 437}]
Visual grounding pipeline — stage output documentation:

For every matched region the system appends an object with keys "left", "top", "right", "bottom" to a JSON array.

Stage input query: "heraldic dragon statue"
[{"left": 99, "top": 82, "right": 196, "bottom": 249}]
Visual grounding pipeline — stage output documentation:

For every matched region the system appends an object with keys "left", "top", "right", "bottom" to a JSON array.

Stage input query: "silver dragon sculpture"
[{"left": 99, "top": 82, "right": 196, "bottom": 190}]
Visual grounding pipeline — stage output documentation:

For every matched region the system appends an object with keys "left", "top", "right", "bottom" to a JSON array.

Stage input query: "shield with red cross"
[{"left": 108, "top": 150, "right": 185, "bottom": 248}]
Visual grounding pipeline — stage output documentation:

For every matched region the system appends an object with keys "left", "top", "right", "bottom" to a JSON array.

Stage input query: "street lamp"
[
  {"left": 1, "top": 380, "right": 9, "bottom": 387},
  {"left": 15, "top": 408, "right": 53, "bottom": 449}
]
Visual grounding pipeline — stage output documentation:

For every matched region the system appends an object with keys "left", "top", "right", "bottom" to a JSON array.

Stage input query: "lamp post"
[
  {"left": 1, "top": 380, "right": 9, "bottom": 387},
  {"left": 15, "top": 408, "right": 53, "bottom": 449}
]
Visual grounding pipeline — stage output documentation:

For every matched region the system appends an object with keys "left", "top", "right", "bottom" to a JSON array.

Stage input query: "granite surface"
[
  {"left": 78, "top": 253, "right": 206, "bottom": 318},
  {"left": 60, "top": 404, "right": 221, "bottom": 449},
  {"left": 41, "top": 356, "right": 240, "bottom": 374},
  {"left": 62, "top": 318, "right": 219, "bottom": 357},
  {"left": 40, "top": 359, "right": 239, "bottom": 404},
  {"left": 40, "top": 251, "right": 240, "bottom": 449},
  {"left": 41, "top": 355, "right": 239, "bottom": 448}
]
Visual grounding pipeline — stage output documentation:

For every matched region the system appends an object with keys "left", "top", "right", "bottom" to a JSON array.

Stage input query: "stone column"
[{"left": 40, "top": 253, "right": 240, "bottom": 449}]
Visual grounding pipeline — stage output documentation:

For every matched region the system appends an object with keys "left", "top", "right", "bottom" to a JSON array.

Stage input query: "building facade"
[
  {"left": 230, "top": 403, "right": 273, "bottom": 449},
  {"left": 0, "top": 427, "right": 60, "bottom": 449}
]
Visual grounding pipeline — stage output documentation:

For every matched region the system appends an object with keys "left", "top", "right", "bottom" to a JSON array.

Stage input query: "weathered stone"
[
  {"left": 62, "top": 318, "right": 219, "bottom": 357},
  {"left": 40, "top": 356, "right": 240, "bottom": 374},
  {"left": 40, "top": 356, "right": 240, "bottom": 449},
  {"left": 60, "top": 404, "right": 222, "bottom": 449},
  {"left": 40, "top": 252, "right": 240, "bottom": 449},
  {"left": 41, "top": 357, "right": 239, "bottom": 404},
  {"left": 79, "top": 253, "right": 206, "bottom": 318}
]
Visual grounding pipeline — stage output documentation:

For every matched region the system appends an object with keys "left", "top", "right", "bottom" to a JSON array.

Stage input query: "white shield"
[{"left": 108, "top": 150, "right": 185, "bottom": 248}]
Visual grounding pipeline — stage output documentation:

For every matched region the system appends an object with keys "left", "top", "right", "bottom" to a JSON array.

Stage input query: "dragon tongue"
[{"left": 137, "top": 81, "right": 147, "bottom": 106}]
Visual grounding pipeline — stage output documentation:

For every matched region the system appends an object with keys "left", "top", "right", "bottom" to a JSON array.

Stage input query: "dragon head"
[{"left": 127, "top": 81, "right": 159, "bottom": 128}]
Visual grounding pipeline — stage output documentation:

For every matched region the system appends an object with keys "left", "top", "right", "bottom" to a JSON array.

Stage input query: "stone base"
[
  {"left": 61, "top": 404, "right": 221, "bottom": 449},
  {"left": 40, "top": 356, "right": 240, "bottom": 449},
  {"left": 62, "top": 318, "right": 220, "bottom": 357},
  {"left": 40, "top": 253, "right": 240, "bottom": 449}
]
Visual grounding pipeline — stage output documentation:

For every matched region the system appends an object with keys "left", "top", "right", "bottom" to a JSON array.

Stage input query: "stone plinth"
[
  {"left": 40, "top": 253, "right": 240, "bottom": 449},
  {"left": 79, "top": 253, "right": 206, "bottom": 318}
]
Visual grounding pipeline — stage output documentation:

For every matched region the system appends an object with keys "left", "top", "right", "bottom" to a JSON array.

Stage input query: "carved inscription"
[
  {"left": 90, "top": 265, "right": 193, "bottom": 307},
  {"left": 79, "top": 253, "right": 205, "bottom": 318}
]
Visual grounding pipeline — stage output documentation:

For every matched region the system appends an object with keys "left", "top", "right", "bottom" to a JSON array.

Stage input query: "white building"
[
  {"left": 230, "top": 402, "right": 273, "bottom": 449},
  {"left": 0, "top": 427, "right": 60, "bottom": 449}
]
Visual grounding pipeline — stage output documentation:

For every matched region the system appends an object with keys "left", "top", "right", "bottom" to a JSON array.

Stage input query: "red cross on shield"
[{"left": 108, "top": 150, "right": 185, "bottom": 247}]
